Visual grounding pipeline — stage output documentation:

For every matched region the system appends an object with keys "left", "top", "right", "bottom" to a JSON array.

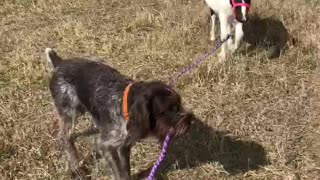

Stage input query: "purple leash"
[
  {"left": 147, "top": 35, "right": 232, "bottom": 180},
  {"left": 168, "top": 34, "right": 232, "bottom": 87},
  {"left": 147, "top": 134, "right": 171, "bottom": 180}
]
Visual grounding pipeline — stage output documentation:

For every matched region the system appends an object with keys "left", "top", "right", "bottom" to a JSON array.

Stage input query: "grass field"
[{"left": 1, "top": 0, "right": 320, "bottom": 179}]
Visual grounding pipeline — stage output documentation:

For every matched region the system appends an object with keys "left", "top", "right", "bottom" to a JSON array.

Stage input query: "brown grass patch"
[{"left": 0, "top": 0, "right": 319, "bottom": 179}]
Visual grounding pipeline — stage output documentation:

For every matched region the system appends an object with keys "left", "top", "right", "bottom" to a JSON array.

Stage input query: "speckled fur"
[{"left": 45, "top": 48, "right": 195, "bottom": 180}]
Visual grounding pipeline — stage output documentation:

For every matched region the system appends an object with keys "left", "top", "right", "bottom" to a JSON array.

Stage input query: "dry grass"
[{"left": 0, "top": 0, "right": 320, "bottom": 179}]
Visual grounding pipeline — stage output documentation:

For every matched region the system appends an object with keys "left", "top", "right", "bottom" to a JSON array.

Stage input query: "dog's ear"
[{"left": 128, "top": 95, "right": 151, "bottom": 136}]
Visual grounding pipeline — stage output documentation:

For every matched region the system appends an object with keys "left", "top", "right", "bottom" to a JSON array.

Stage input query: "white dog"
[{"left": 205, "top": 0, "right": 251, "bottom": 60}]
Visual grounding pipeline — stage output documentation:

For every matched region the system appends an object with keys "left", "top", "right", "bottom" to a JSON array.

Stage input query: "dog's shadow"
[
  {"left": 240, "top": 13, "right": 295, "bottom": 59},
  {"left": 142, "top": 120, "right": 269, "bottom": 179}
]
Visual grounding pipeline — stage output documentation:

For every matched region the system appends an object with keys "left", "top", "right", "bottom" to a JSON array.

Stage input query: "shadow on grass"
[
  {"left": 241, "top": 13, "right": 295, "bottom": 59},
  {"left": 134, "top": 119, "right": 269, "bottom": 179}
]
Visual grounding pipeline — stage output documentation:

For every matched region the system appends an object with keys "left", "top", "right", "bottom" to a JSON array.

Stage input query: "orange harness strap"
[{"left": 122, "top": 83, "right": 132, "bottom": 121}]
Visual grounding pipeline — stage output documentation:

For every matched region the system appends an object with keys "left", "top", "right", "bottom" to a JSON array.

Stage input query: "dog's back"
[
  {"left": 44, "top": 48, "right": 130, "bottom": 125},
  {"left": 45, "top": 48, "right": 129, "bottom": 89}
]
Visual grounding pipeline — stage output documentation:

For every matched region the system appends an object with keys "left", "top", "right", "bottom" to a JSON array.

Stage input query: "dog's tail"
[{"left": 45, "top": 48, "right": 63, "bottom": 71}]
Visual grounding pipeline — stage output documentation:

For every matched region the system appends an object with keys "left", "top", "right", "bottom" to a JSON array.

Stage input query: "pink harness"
[{"left": 230, "top": 0, "right": 251, "bottom": 18}]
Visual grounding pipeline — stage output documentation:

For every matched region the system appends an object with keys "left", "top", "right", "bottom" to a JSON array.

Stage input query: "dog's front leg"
[
  {"left": 100, "top": 139, "right": 130, "bottom": 180},
  {"left": 209, "top": 9, "right": 217, "bottom": 41},
  {"left": 232, "top": 22, "right": 244, "bottom": 53},
  {"left": 118, "top": 145, "right": 131, "bottom": 179},
  {"left": 101, "top": 146, "right": 121, "bottom": 179},
  {"left": 218, "top": 13, "right": 231, "bottom": 61}
]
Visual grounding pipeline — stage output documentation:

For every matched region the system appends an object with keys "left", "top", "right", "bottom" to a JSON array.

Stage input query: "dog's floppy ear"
[{"left": 128, "top": 95, "right": 151, "bottom": 136}]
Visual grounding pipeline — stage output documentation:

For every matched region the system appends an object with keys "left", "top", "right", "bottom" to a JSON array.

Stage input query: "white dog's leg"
[
  {"left": 210, "top": 10, "right": 216, "bottom": 41},
  {"left": 227, "top": 17, "right": 234, "bottom": 50},
  {"left": 218, "top": 14, "right": 231, "bottom": 61},
  {"left": 232, "top": 22, "right": 244, "bottom": 53}
]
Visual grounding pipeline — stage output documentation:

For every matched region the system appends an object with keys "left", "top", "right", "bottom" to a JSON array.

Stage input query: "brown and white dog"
[{"left": 45, "top": 48, "right": 195, "bottom": 179}]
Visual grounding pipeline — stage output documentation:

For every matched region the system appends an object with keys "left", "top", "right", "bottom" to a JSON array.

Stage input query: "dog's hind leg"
[
  {"left": 56, "top": 105, "right": 89, "bottom": 179},
  {"left": 51, "top": 80, "right": 88, "bottom": 179}
]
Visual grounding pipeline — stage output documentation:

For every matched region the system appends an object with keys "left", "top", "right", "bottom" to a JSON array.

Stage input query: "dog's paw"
[
  {"left": 210, "top": 34, "right": 216, "bottom": 41},
  {"left": 70, "top": 166, "right": 91, "bottom": 180},
  {"left": 218, "top": 52, "right": 226, "bottom": 62},
  {"left": 70, "top": 170, "right": 85, "bottom": 180},
  {"left": 132, "top": 167, "right": 154, "bottom": 180},
  {"left": 209, "top": 30, "right": 216, "bottom": 41},
  {"left": 229, "top": 45, "right": 237, "bottom": 53}
]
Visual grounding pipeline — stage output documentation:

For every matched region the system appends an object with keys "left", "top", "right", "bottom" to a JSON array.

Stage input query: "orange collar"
[{"left": 122, "top": 83, "right": 133, "bottom": 121}]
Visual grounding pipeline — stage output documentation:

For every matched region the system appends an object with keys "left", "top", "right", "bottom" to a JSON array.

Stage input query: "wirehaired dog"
[{"left": 45, "top": 48, "right": 195, "bottom": 179}]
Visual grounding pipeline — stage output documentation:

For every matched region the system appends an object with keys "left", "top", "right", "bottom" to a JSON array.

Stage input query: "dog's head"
[
  {"left": 129, "top": 81, "right": 195, "bottom": 140},
  {"left": 231, "top": 0, "right": 251, "bottom": 23}
]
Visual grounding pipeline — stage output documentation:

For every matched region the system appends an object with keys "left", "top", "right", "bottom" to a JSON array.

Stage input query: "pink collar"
[{"left": 230, "top": 0, "right": 251, "bottom": 18}]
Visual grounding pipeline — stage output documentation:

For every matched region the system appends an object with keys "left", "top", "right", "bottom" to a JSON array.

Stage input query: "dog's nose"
[{"left": 238, "top": 17, "right": 248, "bottom": 23}]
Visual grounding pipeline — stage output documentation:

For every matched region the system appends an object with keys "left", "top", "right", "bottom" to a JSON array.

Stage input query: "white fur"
[
  {"left": 45, "top": 48, "right": 52, "bottom": 63},
  {"left": 45, "top": 48, "right": 55, "bottom": 71},
  {"left": 205, "top": 0, "right": 247, "bottom": 61}
]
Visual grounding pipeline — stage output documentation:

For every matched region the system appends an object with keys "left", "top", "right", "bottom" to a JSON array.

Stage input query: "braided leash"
[
  {"left": 147, "top": 134, "right": 171, "bottom": 180},
  {"left": 168, "top": 34, "right": 232, "bottom": 86},
  {"left": 147, "top": 34, "right": 232, "bottom": 180}
]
